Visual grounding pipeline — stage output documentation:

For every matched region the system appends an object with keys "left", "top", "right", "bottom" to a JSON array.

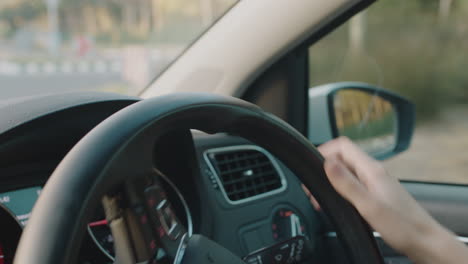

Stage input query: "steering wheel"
[{"left": 14, "top": 93, "right": 383, "bottom": 264}]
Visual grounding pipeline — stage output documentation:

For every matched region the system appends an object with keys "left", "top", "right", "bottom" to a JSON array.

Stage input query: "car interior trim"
[{"left": 142, "top": 0, "right": 369, "bottom": 98}]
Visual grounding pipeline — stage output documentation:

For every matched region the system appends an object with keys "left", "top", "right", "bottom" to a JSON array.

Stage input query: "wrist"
[{"left": 406, "top": 223, "right": 468, "bottom": 263}]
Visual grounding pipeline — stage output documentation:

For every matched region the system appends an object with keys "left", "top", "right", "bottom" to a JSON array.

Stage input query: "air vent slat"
[
  {"left": 223, "top": 171, "right": 277, "bottom": 185},
  {"left": 205, "top": 146, "right": 286, "bottom": 203},
  {"left": 214, "top": 160, "right": 272, "bottom": 176}
]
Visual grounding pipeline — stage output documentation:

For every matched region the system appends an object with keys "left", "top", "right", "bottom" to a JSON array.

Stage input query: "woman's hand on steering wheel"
[{"left": 319, "top": 137, "right": 468, "bottom": 264}]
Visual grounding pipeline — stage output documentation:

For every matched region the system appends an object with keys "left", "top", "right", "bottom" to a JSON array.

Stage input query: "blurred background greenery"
[
  {"left": 0, "top": 0, "right": 235, "bottom": 46},
  {"left": 309, "top": 0, "right": 468, "bottom": 122}
]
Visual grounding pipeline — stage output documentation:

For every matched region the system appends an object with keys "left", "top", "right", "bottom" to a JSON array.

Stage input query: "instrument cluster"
[{"left": 0, "top": 173, "right": 192, "bottom": 263}]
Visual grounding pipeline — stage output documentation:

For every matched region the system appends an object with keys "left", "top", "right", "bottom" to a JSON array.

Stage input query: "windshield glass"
[{"left": 0, "top": 0, "right": 237, "bottom": 99}]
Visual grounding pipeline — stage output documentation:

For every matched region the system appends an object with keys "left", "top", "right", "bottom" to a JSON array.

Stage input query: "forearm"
[
  {"left": 405, "top": 223, "right": 468, "bottom": 264},
  {"left": 319, "top": 138, "right": 468, "bottom": 264}
]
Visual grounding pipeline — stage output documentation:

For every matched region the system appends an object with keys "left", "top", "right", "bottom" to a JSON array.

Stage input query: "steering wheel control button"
[
  {"left": 244, "top": 255, "right": 263, "bottom": 264},
  {"left": 272, "top": 208, "right": 306, "bottom": 242},
  {"left": 243, "top": 236, "right": 310, "bottom": 264},
  {"left": 145, "top": 186, "right": 184, "bottom": 241},
  {"left": 131, "top": 204, "right": 159, "bottom": 256}
]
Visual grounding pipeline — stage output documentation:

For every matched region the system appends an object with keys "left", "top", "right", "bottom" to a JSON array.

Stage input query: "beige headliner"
[{"left": 141, "top": 0, "right": 361, "bottom": 99}]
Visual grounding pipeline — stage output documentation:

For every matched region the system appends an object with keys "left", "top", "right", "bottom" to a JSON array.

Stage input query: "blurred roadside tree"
[
  {"left": 309, "top": 0, "right": 468, "bottom": 122},
  {"left": 0, "top": 0, "right": 236, "bottom": 46},
  {"left": 0, "top": 1, "right": 45, "bottom": 36}
]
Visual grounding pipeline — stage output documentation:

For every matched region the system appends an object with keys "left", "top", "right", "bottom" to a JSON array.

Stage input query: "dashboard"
[
  {"left": 0, "top": 136, "right": 323, "bottom": 264},
  {"left": 0, "top": 91, "right": 413, "bottom": 264},
  {"left": 0, "top": 92, "right": 328, "bottom": 264}
]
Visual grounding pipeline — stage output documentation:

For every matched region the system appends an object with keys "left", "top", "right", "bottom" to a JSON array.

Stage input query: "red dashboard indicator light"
[
  {"left": 141, "top": 214, "right": 148, "bottom": 224},
  {"left": 157, "top": 226, "right": 165, "bottom": 238},
  {"left": 0, "top": 244, "right": 4, "bottom": 264},
  {"left": 88, "top": 219, "right": 108, "bottom": 227},
  {"left": 150, "top": 240, "right": 157, "bottom": 250}
]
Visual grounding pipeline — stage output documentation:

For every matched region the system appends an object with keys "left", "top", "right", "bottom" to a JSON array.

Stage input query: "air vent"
[{"left": 204, "top": 146, "right": 286, "bottom": 204}]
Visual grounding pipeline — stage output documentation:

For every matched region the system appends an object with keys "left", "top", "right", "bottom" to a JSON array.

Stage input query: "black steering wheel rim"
[{"left": 14, "top": 93, "right": 383, "bottom": 264}]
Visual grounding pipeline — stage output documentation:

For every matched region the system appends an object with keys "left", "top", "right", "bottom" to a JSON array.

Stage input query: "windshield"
[{"left": 0, "top": 0, "right": 237, "bottom": 99}]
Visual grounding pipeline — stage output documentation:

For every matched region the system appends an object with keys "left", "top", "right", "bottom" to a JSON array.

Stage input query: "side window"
[{"left": 309, "top": 1, "right": 468, "bottom": 184}]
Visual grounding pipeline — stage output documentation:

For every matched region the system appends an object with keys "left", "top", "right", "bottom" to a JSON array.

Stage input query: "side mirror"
[{"left": 308, "top": 82, "right": 415, "bottom": 160}]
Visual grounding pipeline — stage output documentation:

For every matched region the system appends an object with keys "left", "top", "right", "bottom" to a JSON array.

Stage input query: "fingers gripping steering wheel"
[{"left": 14, "top": 93, "right": 383, "bottom": 264}]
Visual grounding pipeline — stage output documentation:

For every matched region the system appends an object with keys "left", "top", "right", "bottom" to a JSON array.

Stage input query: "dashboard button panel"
[{"left": 243, "top": 236, "right": 311, "bottom": 264}]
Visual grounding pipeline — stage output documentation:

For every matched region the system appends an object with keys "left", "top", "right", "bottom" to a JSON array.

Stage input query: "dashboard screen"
[{"left": 0, "top": 187, "right": 41, "bottom": 226}]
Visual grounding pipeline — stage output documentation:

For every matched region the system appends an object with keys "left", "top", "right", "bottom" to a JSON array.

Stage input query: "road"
[
  {"left": 384, "top": 105, "right": 468, "bottom": 184},
  {"left": 0, "top": 73, "right": 131, "bottom": 99},
  {"left": 0, "top": 49, "right": 174, "bottom": 99}
]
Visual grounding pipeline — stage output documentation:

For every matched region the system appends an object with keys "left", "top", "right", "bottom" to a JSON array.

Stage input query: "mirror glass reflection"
[{"left": 333, "top": 89, "right": 397, "bottom": 155}]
